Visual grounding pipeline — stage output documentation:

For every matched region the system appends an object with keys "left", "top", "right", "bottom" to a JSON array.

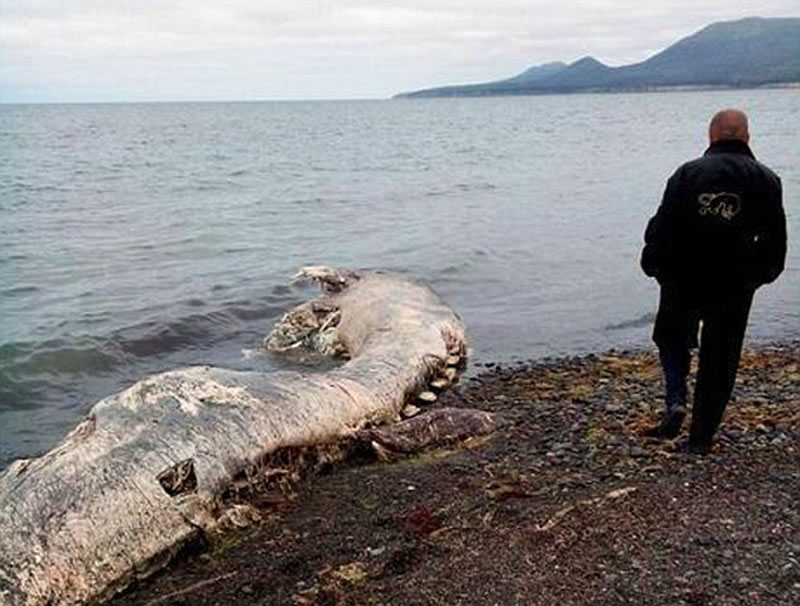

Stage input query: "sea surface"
[{"left": 1, "top": 90, "right": 798, "bottom": 468}]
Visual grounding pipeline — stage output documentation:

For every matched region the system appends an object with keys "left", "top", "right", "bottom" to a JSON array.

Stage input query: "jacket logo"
[{"left": 697, "top": 192, "right": 741, "bottom": 221}]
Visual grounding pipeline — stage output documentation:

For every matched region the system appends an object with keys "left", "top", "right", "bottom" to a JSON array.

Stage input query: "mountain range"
[{"left": 395, "top": 17, "right": 800, "bottom": 98}]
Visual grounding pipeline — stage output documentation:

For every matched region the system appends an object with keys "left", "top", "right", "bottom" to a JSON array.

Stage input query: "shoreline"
[
  {"left": 394, "top": 81, "right": 800, "bottom": 99},
  {"left": 112, "top": 341, "right": 800, "bottom": 605}
]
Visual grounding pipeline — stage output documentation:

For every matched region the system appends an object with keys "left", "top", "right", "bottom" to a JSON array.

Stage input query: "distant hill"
[{"left": 395, "top": 17, "right": 800, "bottom": 98}]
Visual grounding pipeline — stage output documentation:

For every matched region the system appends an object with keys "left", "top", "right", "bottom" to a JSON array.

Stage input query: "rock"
[
  {"left": 485, "top": 480, "right": 530, "bottom": 500},
  {"left": 331, "top": 562, "right": 368, "bottom": 583}
]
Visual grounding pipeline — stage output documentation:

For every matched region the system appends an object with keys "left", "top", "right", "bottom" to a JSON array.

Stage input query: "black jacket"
[{"left": 641, "top": 139, "right": 786, "bottom": 295}]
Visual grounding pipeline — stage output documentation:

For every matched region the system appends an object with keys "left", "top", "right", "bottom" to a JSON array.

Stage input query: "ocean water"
[{"left": 1, "top": 89, "right": 798, "bottom": 468}]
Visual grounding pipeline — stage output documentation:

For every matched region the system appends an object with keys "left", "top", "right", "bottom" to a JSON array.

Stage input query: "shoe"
[
  {"left": 688, "top": 422, "right": 715, "bottom": 455},
  {"left": 642, "top": 405, "right": 687, "bottom": 439},
  {"left": 688, "top": 441, "right": 712, "bottom": 455}
]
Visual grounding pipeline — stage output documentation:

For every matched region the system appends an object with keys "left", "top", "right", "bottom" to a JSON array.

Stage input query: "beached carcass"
[{"left": 0, "top": 267, "right": 493, "bottom": 605}]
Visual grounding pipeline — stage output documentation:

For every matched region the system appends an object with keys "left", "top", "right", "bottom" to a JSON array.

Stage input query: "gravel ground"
[{"left": 113, "top": 342, "right": 800, "bottom": 606}]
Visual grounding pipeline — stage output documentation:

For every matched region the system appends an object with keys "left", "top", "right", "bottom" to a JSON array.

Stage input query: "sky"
[{"left": 0, "top": 1, "right": 797, "bottom": 103}]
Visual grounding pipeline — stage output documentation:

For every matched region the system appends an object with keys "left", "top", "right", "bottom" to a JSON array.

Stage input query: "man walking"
[{"left": 640, "top": 109, "right": 786, "bottom": 453}]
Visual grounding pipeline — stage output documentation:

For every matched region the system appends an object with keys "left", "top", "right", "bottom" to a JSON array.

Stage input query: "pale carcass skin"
[{"left": 0, "top": 269, "right": 465, "bottom": 605}]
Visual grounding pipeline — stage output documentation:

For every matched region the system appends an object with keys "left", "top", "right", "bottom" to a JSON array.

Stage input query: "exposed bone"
[
  {"left": 430, "top": 378, "right": 450, "bottom": 390},
  {"left": 317, "top": 309, "right": 341, "bottom": 332},
  {"left": 417, "top": 391, "right": 437, "bottom": 403},
  {"left": 370, "top": 441, "right": 394, "bottom": 462},
  {"left": 0, "top": 267, "right": 465, "bottom": 605},
  {"left": 293, "top": 266, "right": 358, "bottom": 294},
  {"left": 402, "top": 404, "right": 421, "bottom": 418}
]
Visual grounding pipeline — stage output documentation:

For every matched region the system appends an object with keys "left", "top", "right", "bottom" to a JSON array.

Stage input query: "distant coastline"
[
  {"left": 395, "top": 17, "right": 800, "bottom": 99},
  {"left": 394, "top": 81, "right": 800, "bottom": 100}
]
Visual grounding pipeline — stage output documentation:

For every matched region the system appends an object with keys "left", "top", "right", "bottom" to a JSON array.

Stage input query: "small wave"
[
  {"left": 453, "top": 182, "right": 497, "bottom": 191},
  {"left": 25, "top": 184, "right": 66, "bottom": 193},
  {"left": 110, "top": 311, "right": 233, "bottom": 358},
  {"left": 2, "top": 285, "right": 39, "bottom": 296},
  {"left": 437, "top": 264, "right": 467, "bottom": 277},
  {"left": 0, "top": 371, "right": 51, "bottom": 412},
  {"left": 192, "top": 183, "right": 226, "bottom": 192},
  {"left": 425, "top": 182, "right": 497, "bottom": 197},
  {"left": 271, "top": 284, "right": 292, "bottom": 296},
  {"left": 0, "top": 319, "right": 231, "bottom": 383},
  {"left": 29, "top": 346, "right": 118, "bottom": 374},
  {"left": 605, "top": 313, "right": 655, "bottom": 331},
  {"left": 110, "top": 299, "right": 293, "bottom": 357},
  {"left": 432, "top": 251, "right": 490, "bottom": 281},
  {"left": 0, "top": 296, "right": 297, "bottom": 397},
  {"left": 1, "top": 338, "right": 119, "bottom": 377},
  {"left": 227, "top": 304, "right": 284, "bottom": 322},
  {"left": 130, "top": 242, "right": 157, "bottom": 251}
]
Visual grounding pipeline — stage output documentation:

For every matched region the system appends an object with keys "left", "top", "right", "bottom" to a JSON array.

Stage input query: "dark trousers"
[
  {"left": 659, "top": 347, "right": 689, "bottom": 409},
  {"left": 653, "top": 284, "right": 754, "bottom": 444}
]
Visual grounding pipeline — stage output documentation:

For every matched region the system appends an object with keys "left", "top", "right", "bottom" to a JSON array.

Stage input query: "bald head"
[{"left": 709, "top": 109, "right": 749, "bottom": 144}]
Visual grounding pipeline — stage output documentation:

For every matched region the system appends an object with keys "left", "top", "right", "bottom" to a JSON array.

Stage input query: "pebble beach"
[{"left": 113, "top": 341, "right": 800, "bottom": 605}]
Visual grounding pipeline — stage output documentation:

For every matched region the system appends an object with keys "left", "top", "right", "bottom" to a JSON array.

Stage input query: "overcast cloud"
[{"left": 0, "top": 0, "right": 796, "bottom": 102}]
